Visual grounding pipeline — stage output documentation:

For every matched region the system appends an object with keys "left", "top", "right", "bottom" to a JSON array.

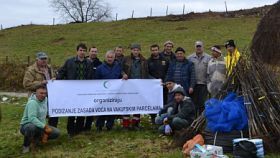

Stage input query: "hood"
[{"left": 29, "top": 93, "right": 47, "bottom": 104}]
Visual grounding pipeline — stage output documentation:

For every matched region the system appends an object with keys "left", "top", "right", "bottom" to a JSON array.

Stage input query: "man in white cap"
[
  {"left": 207, "top": 45, "right": 226, "bottom": 96},
  {"left": 188, "top": 41, "right": 211, "bottom": 116},
  {"left": 160, "top": 40, "right": 176, "bottom": 63}
]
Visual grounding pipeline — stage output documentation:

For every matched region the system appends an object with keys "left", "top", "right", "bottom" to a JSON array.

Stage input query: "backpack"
[{"left": 233, "top": 140, "right": 258, "bottom": 158}]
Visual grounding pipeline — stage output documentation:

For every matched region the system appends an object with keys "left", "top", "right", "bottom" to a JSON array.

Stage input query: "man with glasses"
[{"left": 188, "top": 41, "right": 211, "bottom": 116}]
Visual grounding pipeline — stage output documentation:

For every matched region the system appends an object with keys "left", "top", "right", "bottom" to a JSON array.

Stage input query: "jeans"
[
  {"left": 20, "top": 123, "right": 60, "bottom": 147},
  {"left": 155, "top": 107, "right": 173, "bottom": 125}
]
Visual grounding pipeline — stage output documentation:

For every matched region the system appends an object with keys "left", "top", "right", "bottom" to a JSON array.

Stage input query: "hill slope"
[{"left": 0, "top": 16, "right": 260, "bottom": 66}]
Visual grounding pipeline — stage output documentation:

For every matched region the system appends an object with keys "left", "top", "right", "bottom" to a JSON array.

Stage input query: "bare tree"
[{"left": 50, "top": 0, "right": 112, "bottom": 23}]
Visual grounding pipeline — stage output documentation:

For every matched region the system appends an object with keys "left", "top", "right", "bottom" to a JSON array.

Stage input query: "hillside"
[{"left": 0, "top": 7, "right": 265, "bottom": 66}]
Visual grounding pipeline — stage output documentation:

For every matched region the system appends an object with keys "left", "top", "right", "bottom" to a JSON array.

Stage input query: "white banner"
[{"left": 47, "top": 79, "right": 163, "bottom": 117}]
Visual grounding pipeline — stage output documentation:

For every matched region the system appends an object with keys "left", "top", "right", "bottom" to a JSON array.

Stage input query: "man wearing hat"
[
  {"left": 23, "top": 52, "right": 58, "bottom": 127},
  {"left": 207, "top": 45, "right": 226, "bottom": 96},
  {"left": 122, "top": 43, "right": 148, "bottom": 130},
  {"left": 160, "top": 40, "right": 176, "bottom": 63},
  {"left": 166, "top": 47, "right": 196, "bottom": 96},
  {"left": 23, "top": 52, "right": 55, "bottom": 95},
  {"left": 155, "top": 87, "right": 195, "bottom": 135},
  {"left": 188, "top": 41, "right": 211, "bottom": 116},
  {"left": 225, "top": 39, "right": 240, "bottom": 76},
  {"left": 164, "top": 78, "right": 183, "bottom": 105}
]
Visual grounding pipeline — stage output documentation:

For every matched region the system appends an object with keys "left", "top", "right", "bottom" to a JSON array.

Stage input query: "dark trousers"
[
  {"left": 48, "top": 117, "right": 59, "bottom": 127},
  {"left": 96, "top": 115, "right": 115, "bottom": 129},
  {"left": 84, "top": 116, "right": 94, "bottom": 131},
  {"left": 67, "top": 116, "right": 85, "bottom": 135},
  {"left": 163, "top": 86, "right": 168, "bottom": 105},
  {"left": 150, "top": 114, "right": 156, "bottom": 124},
  {"left": 191, "top": 84, "right": 208, "bottom": 117},
  {"left": 20, "top": 123, "right": 60, "bottom": 147}
]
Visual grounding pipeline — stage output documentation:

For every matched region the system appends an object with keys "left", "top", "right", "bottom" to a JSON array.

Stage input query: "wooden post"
[
  {"left": 132, "top": 10, "right": 134, "bottom": 18},
  {"left": 150, "top": 8, "right": 152, "bottom": 17},
  {"left": 53, "top": 18, "right": 55, "bottom": 25},
  {"left": 183, "top": 4, "right": 185, "bottom": 15},
  {"left": 115, "top": 13, "right": 118, "bottom": 21},
  {"left": 27, "top": 56, "right": 30, "bottom": 66},
  {"left": 5, "top": 56, "right": 8, "bottom": 64},
  {"left": 166, "top": 5, "right": 169, "bottom": 16},
  {"left": 225, "top": 1, "right": 228, "bottom": 14},
  {"left": 0, "top": 24, "right": 2, "bottom": 30}
]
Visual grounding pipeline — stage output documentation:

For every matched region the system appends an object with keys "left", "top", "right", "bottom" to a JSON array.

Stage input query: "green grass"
[
  {"left": 0, "top": 97, "right": 182, "bottom": 158},
  {"left": 1, "top": 97, "right": 280, "bottom": 157},
  {"left": 0, "top": 17, "right": 259, "bottom": 66}
]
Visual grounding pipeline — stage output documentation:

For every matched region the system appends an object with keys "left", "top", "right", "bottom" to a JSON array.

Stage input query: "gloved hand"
[
  {"left": 44, "top": 125, "right": 52, "bottom": 134},
  {"left": 42, "top": 133, "right": 49, "bottom": 144},
  {"left": 42, "top": 125, "right": 52, "bottom": 144},
  {"left": 164, "top": 124, "right": 172, "bottom": 135}
]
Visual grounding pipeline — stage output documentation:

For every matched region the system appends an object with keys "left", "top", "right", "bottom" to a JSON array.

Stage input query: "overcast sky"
[{"left": 0, "top": 0, "right": 278, "bottom": 29}]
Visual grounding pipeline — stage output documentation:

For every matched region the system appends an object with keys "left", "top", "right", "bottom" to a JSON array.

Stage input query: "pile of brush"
[
  {"left": 173, "top": 1, "right": 280, "bottom": 151},
  {"left": 173, "top": 56, "right": 280, "bottom": 151}
]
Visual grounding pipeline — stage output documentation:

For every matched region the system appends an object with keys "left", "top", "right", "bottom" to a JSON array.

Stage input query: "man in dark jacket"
[
  {"left": 88, "top": 46, "right": 102, "bottom": 74},
  {"left": 114, "top": 46, "right": 125, "bottom": 64},
  {"left": 84, "top": 46, "right": 103, "bottom": 131},
  {"left": 57, "top": 43, "right": 92, "bottom": 137},
  {"left": 155, "top": 87, "right": 195, "bottom": 135},
  {"left": 147, "top": 44, "right": 169, "bottom": 81},
  {"left": 122, "top": 43, "right": 148, "bottom": 129},
  {"left": 147, "top": 44, "right": 169, "bottom": 124},
  {"left": 160, "top": 40, "right": 176, "bottom": 63},
  {"left": 165, "top": 47, "right": 196, "bottom": 96},
  {"left": 95, "top": 50, "right": 126, "bottom": 131}
]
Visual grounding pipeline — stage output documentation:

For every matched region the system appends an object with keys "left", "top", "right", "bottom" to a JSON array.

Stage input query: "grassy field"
[
  {"left": 0, "top": 97, "right": 182, "bottom": 158},
  {"left": 1, "top": 96, "right": 280, "bottom": 158},
  {"left": 0, "top": 17, "right": 259, "bottom": 66}
]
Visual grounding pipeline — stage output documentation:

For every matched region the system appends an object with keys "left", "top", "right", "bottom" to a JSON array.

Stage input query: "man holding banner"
[
  {"left": 122, "top": 43, "right": 149, "bottom": 130},
  {"left": 94, "top": 50, "right": 127, "bottom": 131},
  {"left": 56, "top": 43, "right": 92, "bottom": 137}
]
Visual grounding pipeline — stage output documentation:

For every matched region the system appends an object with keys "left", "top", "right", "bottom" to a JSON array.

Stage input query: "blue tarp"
[{"left": 205, "top": 92, "right": 248, "bottom": 132}]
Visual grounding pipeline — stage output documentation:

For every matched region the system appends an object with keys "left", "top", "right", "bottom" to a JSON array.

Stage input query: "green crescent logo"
[{"left": 103, "top": 81, "right": 109, "bottom": 89}]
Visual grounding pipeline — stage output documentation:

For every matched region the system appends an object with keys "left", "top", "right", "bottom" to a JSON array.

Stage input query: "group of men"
[{"left": 20, "top": 39, "right": 240, "bottom": 153}]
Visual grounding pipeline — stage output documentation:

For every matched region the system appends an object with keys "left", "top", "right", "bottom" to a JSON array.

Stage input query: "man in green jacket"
[{"left": 20, "top": 85, "right": 60, "bottom": 153}]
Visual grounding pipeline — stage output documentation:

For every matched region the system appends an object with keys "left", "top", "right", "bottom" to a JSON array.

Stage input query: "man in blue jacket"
[
  {"left": 95, "top": 50, "right": 127, "bottom": 131},
  {"left": 165, "top": 47, "right": 196, "bottom": 96}
]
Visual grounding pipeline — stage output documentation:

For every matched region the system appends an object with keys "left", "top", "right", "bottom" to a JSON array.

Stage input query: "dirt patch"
[{"left": 51, "top": 37, "right": 65, "bottom": 45}]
